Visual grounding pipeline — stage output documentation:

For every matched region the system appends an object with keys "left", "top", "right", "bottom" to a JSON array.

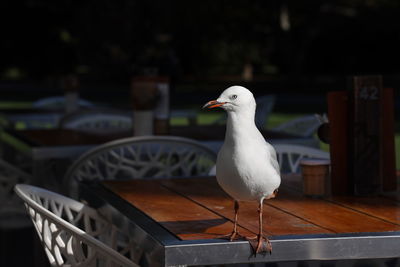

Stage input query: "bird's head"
[{"left": 203, "top": 85, "right": 256, "bottom": 112}]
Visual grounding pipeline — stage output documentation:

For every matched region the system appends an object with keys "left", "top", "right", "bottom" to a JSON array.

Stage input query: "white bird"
[{"left": 203, "top": 85, "right": 281, "bottom": 254}]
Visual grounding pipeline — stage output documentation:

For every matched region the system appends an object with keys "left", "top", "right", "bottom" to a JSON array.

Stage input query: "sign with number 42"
[{"left": 359, "top": 86, "right": 379, "bottom": 100}]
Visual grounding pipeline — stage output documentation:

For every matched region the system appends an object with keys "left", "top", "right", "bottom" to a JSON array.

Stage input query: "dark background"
[{"left": 1, "top": 0, "right": 400, "bottom": 112}]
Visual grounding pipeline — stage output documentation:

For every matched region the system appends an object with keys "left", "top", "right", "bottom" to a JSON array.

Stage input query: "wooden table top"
[
  {"left": 101, "top": 175, "right": 400, "bottom": 241},
  {"left": 7, "top": 128, "right": 130, "bottom": 146},
  {"left": 6, "top": 125, "right": 303, "bottom": 147}
]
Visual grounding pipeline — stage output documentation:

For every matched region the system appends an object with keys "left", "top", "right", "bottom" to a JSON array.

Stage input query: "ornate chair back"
[
  {"left": 14, "top": 184, "right": 138, "bottom": 267},
  {"left": 64, "top": 136, "right": 217, "bottom": 197}
]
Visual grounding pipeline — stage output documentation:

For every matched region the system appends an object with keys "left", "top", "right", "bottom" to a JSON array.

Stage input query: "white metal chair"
[
  {"left": 59, "top": 109, "right": 133, "bottom": 135},
  {"left": 213, "top": 94, "right": 276, "bottom": 129},
  {"left": 14, "top": 184, "right": 139, "bottom": 267},
  {"left": 271, "top": 114, "right": 323, "bottom": 137},
  {"left": 273, "top": 144, "right": 330, "bottom": 173},
  {"left": 64, "top": 136, "right": 217, "bottom": 198},
  {"left": 33, "top": 96, "right": 94, "bottom": 110},
  {"left": 0, "top": 159, "right": 33, "bottom": 229}
]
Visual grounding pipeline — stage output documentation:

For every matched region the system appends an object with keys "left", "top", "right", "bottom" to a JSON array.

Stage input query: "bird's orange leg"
[
  {"left": 220, "top": 200, "right": 244, "bottom": 241},
  {"left": 248, "top": 200, "right": 272, "bottom": 254}
]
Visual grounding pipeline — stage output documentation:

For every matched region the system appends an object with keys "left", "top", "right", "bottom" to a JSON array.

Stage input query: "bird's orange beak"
[{"left": 202, "top": 100, "right": 226, "bottom": 109}]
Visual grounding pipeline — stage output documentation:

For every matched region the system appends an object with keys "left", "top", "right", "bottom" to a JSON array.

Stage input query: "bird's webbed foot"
[
  {"left": 219, "top": 230, "right": 245, "bottom": 241},
  {"left": 247, "top": 234, "right": 272, "bottom": 255}
]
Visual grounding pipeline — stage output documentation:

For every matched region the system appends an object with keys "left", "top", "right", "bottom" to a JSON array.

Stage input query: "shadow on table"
[{"left": 160, "top": 218, "right": 231, "bottom": 238}]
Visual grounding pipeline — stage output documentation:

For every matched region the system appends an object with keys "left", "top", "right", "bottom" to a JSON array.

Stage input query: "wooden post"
[
  {"left": 381, "top": 88, "right": 397, "bottom": 192},
  {"left": 328, "top": 78, "right": 397, "bottom": 195},
  {"left": 350, "top": 76, "right": 382, "bottom": 195},
  {"left": 327, "top": 91, "right": 352, "bottom": 195},
  {"left": 349, "top": 76, "right": 397, "bottom": 195}
]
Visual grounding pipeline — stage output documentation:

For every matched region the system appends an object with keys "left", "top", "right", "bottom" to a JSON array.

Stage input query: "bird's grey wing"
[{"left": 266, "top": 142, "right": 280, "bottom": 175}]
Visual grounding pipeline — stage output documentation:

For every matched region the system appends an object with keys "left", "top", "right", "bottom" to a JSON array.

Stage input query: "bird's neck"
[{"left": 225, "top": 109, "right": 258, "bottom": 144}]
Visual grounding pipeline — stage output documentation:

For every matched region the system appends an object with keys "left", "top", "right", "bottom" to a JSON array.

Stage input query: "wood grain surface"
[
  {"left": 102, "top": 179, "right": 254, "bottom": 240},
  {"left": 103, "top": 175, "right": 400, "bottom": 241}
]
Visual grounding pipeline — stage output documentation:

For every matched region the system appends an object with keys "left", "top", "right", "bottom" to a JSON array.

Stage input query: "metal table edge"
[{"left": 163, "top": 231, "right": 400, "bottom": 266}]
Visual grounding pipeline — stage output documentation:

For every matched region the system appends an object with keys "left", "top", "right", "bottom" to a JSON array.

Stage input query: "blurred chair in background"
[
  {"left": 33, "top": 96, "right": 94, "bottom": 110},
  {"left": 63, "top": 136, "right": 217, "bottom": 198},
  {"left": 273, "top": 144, "right": 330, "bottom": 173},
  {"left": 271, "top": 114, "right": 324, "bottom": 138},
  {"left": 59, "top": 108, "right": 133, "bottom": 135},
  {"left": 3, "top": 96, "right": 95, "bottom": 130}
]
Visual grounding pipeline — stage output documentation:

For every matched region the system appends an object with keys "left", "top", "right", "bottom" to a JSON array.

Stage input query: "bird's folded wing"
[{"left": 266, "top": 142, "right": 280, "bottom": 175}]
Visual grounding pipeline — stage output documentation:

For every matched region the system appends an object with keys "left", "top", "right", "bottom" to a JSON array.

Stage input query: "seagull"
[{"left": 203, "top": 85, "right": 281, "bottom": 254}]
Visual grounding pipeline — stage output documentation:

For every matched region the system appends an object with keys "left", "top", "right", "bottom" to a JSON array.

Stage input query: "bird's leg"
[
  {"left": 230, "top": 200, "right": 242, "bottom": 241},
  {"left": 248, "top": 199, "right": 272, "bottom": 254},
  {"left": 220, "top": 200, "right": 244, "bottom": 241}
]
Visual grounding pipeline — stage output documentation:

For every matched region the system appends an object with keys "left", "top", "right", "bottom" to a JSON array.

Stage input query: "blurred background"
[
  {"left": 2, "top": 0, "right": 400, "bottom": 157},
  {"left": 0, "top": 0, "right": 399, "bottom": 155},
  {"left": 1, "top": 0, "right": 399, "bottom": 106}
]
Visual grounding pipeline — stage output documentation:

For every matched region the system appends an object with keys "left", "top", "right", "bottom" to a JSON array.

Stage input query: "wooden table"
[
  {"left": 80, "top": 175, "right": 400, "bottom": 266},
  {"left": 0, "top": 108, "right": 65, "bottom": 129}
]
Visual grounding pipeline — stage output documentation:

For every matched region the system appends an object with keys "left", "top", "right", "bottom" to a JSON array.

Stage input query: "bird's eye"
[{"left": 231, "top": 94, "right": 237, "bottom": 100}]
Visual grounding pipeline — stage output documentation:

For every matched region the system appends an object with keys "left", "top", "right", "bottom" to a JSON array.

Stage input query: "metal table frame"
[{"left": 80, "top": 181, "right": 400, "bottom": 267}]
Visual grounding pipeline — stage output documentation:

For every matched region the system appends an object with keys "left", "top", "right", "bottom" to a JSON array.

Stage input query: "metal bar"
[{"left": 164, "top": 232, "right": 400, "bottom": 266}]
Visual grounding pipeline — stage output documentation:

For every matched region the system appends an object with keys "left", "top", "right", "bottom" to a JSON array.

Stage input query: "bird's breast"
[{"left": 216, "top": 142, "right": 280, "bottom": 202}]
